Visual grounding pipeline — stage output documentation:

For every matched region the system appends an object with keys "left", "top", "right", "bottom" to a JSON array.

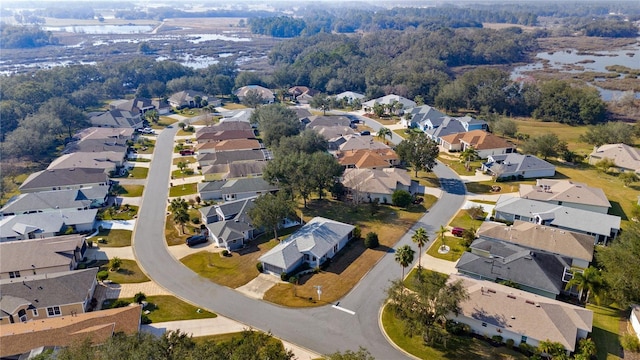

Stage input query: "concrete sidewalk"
[{"left": 142, "top": 318, "right": 322, "bottom": 360}]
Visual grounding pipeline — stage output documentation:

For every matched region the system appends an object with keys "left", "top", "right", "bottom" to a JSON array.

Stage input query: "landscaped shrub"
[
  {"left": 109, "top": 257, "right": 122, "bottom": 271},
  {"left": 280, "top": 272, "right": 288, "bottom": 281},
  {"left": 141, "top": 314, "right": 152, "bottom": 324},
  {"left": 505, "top": 338, "right": 515, "bottom": 349},
  {"left": 97, "top": 271, "right": 109, "bottom": 281},
  {"left": 288, "top": 276, "right": 298, "bottom": 284},
  {"left": 133, "top": 292, "right": 147, "bottom": 304},
  {"left": 191, "top": 216, "right": 200, "bottom": 224},
  {"left": 391, "top": 189, "right": 412, "bottom": 208},
  {"left": 352, "top": 226, "right": 362, "bottom": 240},
  {"left": 364, "top": 232, "right": 379, "bottom": 249},
  {"left": 518, "top": 342, "right": 534, "bottom": 355},
  {"left": 221, "top": 250, "right": 229, "bottom": 257},
  {"left": 256, "top": 262, "right": 263, "bottom": 273},
  {"left": 110, "top": 300, "right": 130, "bottom": 308},
  {"left": 621, "top": 333, "right": 640, "bottom": 352},
  {"left": 491, "top": 335, "right": 504, "bottom": 345}
]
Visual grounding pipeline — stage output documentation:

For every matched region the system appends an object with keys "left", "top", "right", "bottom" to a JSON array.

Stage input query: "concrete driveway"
[{"left": 236, "top": 274, "right": 285, "bottom": 299}]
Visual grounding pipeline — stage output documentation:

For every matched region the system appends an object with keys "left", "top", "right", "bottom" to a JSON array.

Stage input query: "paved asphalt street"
[{"left": 132, "top": 116, "right": 466, "bottom": 359}]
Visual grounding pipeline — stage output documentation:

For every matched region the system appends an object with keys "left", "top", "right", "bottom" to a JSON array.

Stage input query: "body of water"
[{"left": 511, "top": 41, "right": 640, "bottom": 101}]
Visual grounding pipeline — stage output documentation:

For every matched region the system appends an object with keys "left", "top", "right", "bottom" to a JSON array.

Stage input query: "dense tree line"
[
  {"left": 581, "top": 20, "right": 640, "bottom": 37},
  {"left": 0, "top": 24, "right": 58, "bottom": 48},
  {"left": 249, "top": 17, "right": 307, "bottom": 38}
]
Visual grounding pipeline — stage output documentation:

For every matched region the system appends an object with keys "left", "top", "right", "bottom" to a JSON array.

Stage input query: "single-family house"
[
  {"left": 482, "top": 154, "right": 556, "bottom": 180},
  {"left": 313, "top": 125, "right": 358, "bottom": 142},
  {"left": 201, "top": 161, "right": 267, "bottom": 182},
  {"left": 63, "top": 137, "right": 129, "bottom": 155},
  {"left": 457, "top": 240, "right": 572, "bottom": 299},
  {"left": 259, "top": 217, "right": 355, "bottom": 275},
  {"left": 292, "top": 107, "right": 312, "bottom": 124},
  {"left": 288, "top": 86, "right": 320, "bottom": 104},
  {"left": 404, "top": 105, "right": 447, "bottom": 129},
  {"left": 89, "top": 109, "right": 143, "bottom": 129},
  {"left": 73, "top": 127, "right": 135, "bottom": 141},
  {"left": 198, "top": 177, "right": 278, "bottom": 202},
  {"left": 196, "top": 139, "right": 263, "bottom": 154},
  {"left": 362, "top": 94, "right": 416, "bottom": 113},
  {"left": 201, "top": 198, "right": 256, "bottom": 251},
  {"left": 0, "top": 305, "right": 141, "bottom": 359},
  {"left": 440, "top": 130, "right": 516, "bottom": 158},
  {"left": 0, "top": 268, "right": 98, "bottom": 326},
  {"left": 333, "top": 91, "right": 365, "bottom": 105},
  {"left": 110, "top": 97, "right": 171, "bottom": 115},
  {"left": 494, "top": 195, "right": 621, "bottom": 244},
  {"left": 337, "top": 148, "right": 399, "bottom": 169},
  {"left": 477, "top": 220, "right": 595, "bottom": 269},
  {"left": 0, "top": 187, "right": 108, "bottom": 216},
  {"left": 19, "top": 168, "right": 110, "bottom": 193},
  {"left": 196, "top": 149, "right": 267, "bottom": 167},
  {"left": 424, "top": 116, "right": 488, "bottom": 144},
  {"left": 219, "top": 108, "right": 254, "bottom": 123},
  {"left": 0, "top": 235, "right": 87, "bottom": 280},
  {"left": 234, "top": 85, "right": 275, "bottom": 104},
  {"left": 168, "top": 90, "right": 220, "bottom": 109},
  {"left": 47, "top": 151, "right": 125, "bottom": 174},
  {"left": 342, "top": 168, "right": 412, "bottom": 204},
  {"left": 588, "top": 143, "right": 640, "bottom": 174},
  {"left": 519, "top": 179, "right": 611, "bottom": 214},
  {"left": 196, "top": 129, "right": 257, "bottom": 144},
  {"left": 197, "top": 120, "right": 253, "bottom": 135},
  {"left": 448, "top": 274, "right": 592, "bottom": 354},
  {"left": 631, "top": 304, "right": 640, "bottom": 341},
  {"left": 306, "top": 115, "right": 352, "bottom": 129},
  {"left": 0, "top": 209, "right": 98, "bottom": 242},
  {"left": 336, "top": 135, "right": 390, "bottom": 153}
]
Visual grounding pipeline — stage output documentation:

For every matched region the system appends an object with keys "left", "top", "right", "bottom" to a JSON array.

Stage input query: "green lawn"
[
  {"left": 91, "top": 229, "right": 132, "bottom": 247},
  {"left": 130, "top": 295, "right": 216, "bottom": 323},
  {"left": 222, "top": 103, "right": 248, "bottom": 110},
  {"left": 127, "top": 167, "right": 148, "bottom": 179},
  {"left": 171, "top": 169, "right": 199, "bottom": 179},
  {"left": 165, "top": 209, "right": 204, "bottom": 246},
  {"left": 426, "top": 236, "right": 468, "bottom": 261},
  {"left": 169, "top": 183, "right": 198, "bottom": 197},
  {"left": 113, "top": 184, "right": 144, "bottom": 197},
  {"left": 438, "top": 156, "right": 483, "bottom": 176},
  {"left": 127, "top": 157, "right": 151, "bottom": 163},
  {"left": 156, "top": 116, "right": 179, "bottom": 127},
  {"left": 173, "top": 156, "right": 196, "bottom": 165},
  {"left": 588, "top": 304, "right": 624, "bottom": 360},
  {"left": 132, "top": 139, "right": 155, "bottom": 154},
  {"left": 99, "top": 259, "right": 149, "bottom": 283},
  {"left": 177, "top": 129, "right": 197, "bottom": 136},
  {"left": 97, "top": 205, "right": 138, "bottom": 220},
  {"left": 381, "top": 305, "right": 527, "bottom": 360},
  {"left": 448, "top": 209, "right": 485, "bottom": 231}
]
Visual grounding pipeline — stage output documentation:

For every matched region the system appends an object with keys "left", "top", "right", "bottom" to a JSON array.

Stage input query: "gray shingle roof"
[
  {"left": 306, "top": 115, "right": 351, "bottom": 129},
  {"left": 1, "top": 187, "right": 107, "bottom": 215},
  {"left": 484, "top": 154, "right": 555, "bottom": 175},
  {"left": 0, "top": 268, "right": 97, "bottom": 314},
  {"left": 457, "top": 240, "right": 570, "bottom": 295},
  {"left": 0, "top": 235, "right": 85, "bottom": 273},
  {"left": 90, "top": 109, "right": 142, "bottom": 128},
  {"left": 63, "top": 138, "right": 129, "bottom": 154},
  {"left": 198, "top": 177, "right": 278, "bottom": 195},
  {"left": 197, "top": 149, "right": 265, "bottom": 165},
  {"left": 20, "top": 168, "right": 109, "bottom": 191},
  {"left": 519, "top": 179, "right": 611, "bottom": 209},
  {"left": 0, "top": 209, "right": 98, "bottom": 239},
  {"left": 495, "top": 196, "right": 621, "bottom": 237},
  {"left": 425, "top": 117, "right": 466, "bottom": 138}
]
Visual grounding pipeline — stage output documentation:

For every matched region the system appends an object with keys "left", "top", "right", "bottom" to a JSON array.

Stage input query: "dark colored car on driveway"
[
  {"left": 451, "top": 227, "right": 465, "bottom": 237},
  {"left": 186, "top": 235, "right": 207, "bottom": 247}
]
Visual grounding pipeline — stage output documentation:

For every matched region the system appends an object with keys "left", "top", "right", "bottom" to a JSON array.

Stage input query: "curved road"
[{"left": 132, "top": 118, "right": 466, "bottom": 358}]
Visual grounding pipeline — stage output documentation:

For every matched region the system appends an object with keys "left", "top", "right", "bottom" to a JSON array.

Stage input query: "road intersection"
[{"left": 131, "top": 114, "right": 466, "bottom": 358}]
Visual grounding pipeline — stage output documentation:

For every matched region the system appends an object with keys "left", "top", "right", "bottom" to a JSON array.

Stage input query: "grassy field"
[
  {"left": 173, "top": 156, "right": 196, "bottom": 165},
  {"left": 381, "top": 305, "right": 527, "bottom": 360},
  {"left": 126, "top": 295, "right": 216, "bottom": 323},
  {"left": 91, "top": 229, "right": 132, "bottom": 247},
  {"left": 171, "top": 169, "right": 200, "bottom": 179},
  {"left": 169, "top": 183, "right": 198, "bottom": 197},
  {"left": 507, "top": 117, "right": 591, "bottom": 154},
  {"left": 127, "top": 167, "right": 148, "bottom": 179},
  {"left": 263, "top": 199, "right": 429, "bottom": 307},
  {"left": 132, "top": 139, "right": 155, "bottom": 154},
  {"left": 411, "top": 168, "right": 442, "bottom": 189},
  {"left": 181, "top": 236, "right": 281, "bottom": 288},
  {"left": 588, "top": 304, "right": 625, "bottom": 360},
  {"left": 113, "top": 184, "right": 145, "bottom": 197},
  {"left": 99, "top": 259, "right": 149, "bottom": 284},
  {"left": 438, "top": 156, "right": 483, "bottom": 176},
  {"left": 426, "top": 235, "right": 467, "bottom": 262},
  {"left": 222, "top": 103, "right": 248, "bottom": 110},
  {"left": 156, "top": 116, "right": 179, "bottom": 127}
]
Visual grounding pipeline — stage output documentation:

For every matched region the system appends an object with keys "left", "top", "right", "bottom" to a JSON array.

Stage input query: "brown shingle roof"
[
  {"left": 337, "top": 149, "right": 398, "bottom": 169},
  {"left": 0, "top": 305, "right": 141, "bottom": 357},
  {"left": 440, "top": 130, "right": 513, "bottom": 150}
]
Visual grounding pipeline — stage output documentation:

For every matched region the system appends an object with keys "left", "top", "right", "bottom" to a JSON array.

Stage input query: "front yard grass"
[
  {"left": 171, "top": 169, "right": 199, "bottom": 180},
  {"left": 173, "top": 156, "right": 196, "bottom": 165},
  {"left": 263, "top": 199, "right": 428, "bottom": 307},
  {"left": 169, "top": 182, "right": 198, "bottom": 197},
  {"left": 127, "top": 167, "right": 148, "bottom": 179},
  {"left": 156, "top": 116, "right": 179, "bottom": 127},
  {"left": 181, "top": 235, "right": 282, "bottom": 288},
  {"left": 587, "top": 304, "right": 624, "bottom": 360},
  {"left": 97, "top": 205, "right": 138, "bottom": 220},
  {"left": 132, "top": 139, "right": 155, "bottom": 154},
  {"left": 99, "top": 259, "right": 149, "bottom": 283},
  {"left": 222, "top": 103, "right": 248, "bottom": 110},
  {"left": 426, "top": 236, "right": 467, "bottom": 262},
  {"left": 438, "top": 156, "right": 483, "bottom": 176},
  {"left": 411, "top": 168, "right": 441, "bottom": 189},
  {"left": 91, "top": 229, "right": 132, "bottom": 247},
  {"left": 113, "top": 184, "right": 144, "bottom": 197},
  {"left": 165, "top": 209, "right": 204, "bottom": 246},
  {"left": 125, "top": 295, "right": 216, "bottom": 323},
  {"left": 448, "top": 209, "right": 485, "bottom": 231},
  {"left": 381, "top": 304, "right": 527, "bottom": 360}
]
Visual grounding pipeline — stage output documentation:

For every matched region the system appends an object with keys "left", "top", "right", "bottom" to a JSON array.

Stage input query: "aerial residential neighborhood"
[{"left": 1, "top": 1, "right": 640, "bottom": 359}]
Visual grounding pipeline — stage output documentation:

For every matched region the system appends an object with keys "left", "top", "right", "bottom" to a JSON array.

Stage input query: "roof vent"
[
  {"left": 487, "top": 288, "right": 496, "bottom": 294},
  {"left": 525, "top": 300, "right": 535, "bottom": 305},
  {"left": 507, "top": 294, "right": 516, "bottom": 299}
]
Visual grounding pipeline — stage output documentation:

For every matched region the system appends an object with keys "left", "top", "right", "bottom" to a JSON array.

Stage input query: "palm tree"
[
  {"left": 377, "top": 127, "right": 392, "bottom": 144},
  {"left": 169, "top": 198, "right": 188, "bottom": 213},
  {"left": 173, "top": 208, "right": 190, "bottom": 235},
  {"left": 412, "top": 227, "right": 429, "bottom": 269},
  {"left": 395, "top": 245, "right": 415, "bottom": 280},
  {"left": 565, "top": 266, "right": 603, "bottom": 305},
  {"left": 459, "top": 146, "right": 479, "bottom": 171},
  {"left": 577, "top": 338, "right": 597, "bottom": 359},
  {"left": 436, "top": 225, "right": 448, "bottom": 251}
]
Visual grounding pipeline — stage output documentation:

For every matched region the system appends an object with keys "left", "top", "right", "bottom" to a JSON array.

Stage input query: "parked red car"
[
  {"left": 451, "top": 227, "right": 465, "bottom": 237},
  {"left": 180, "top": 149, "right": 195, "bottom": 156}
]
